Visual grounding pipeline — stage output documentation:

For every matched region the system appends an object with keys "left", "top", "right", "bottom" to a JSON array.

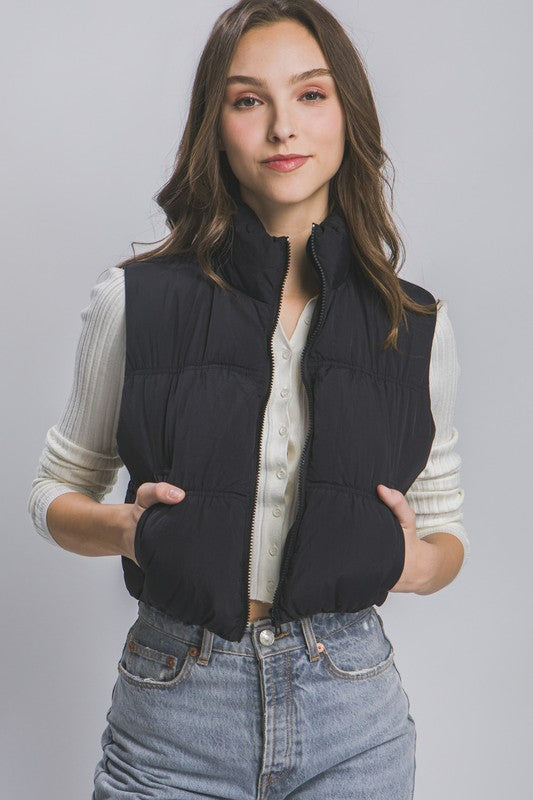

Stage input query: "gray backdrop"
[{"left": 3, "top": 1, "right": 531, "bottom": 797}]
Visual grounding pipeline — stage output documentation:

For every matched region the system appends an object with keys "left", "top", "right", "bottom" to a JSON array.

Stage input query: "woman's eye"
[
  {"left": 301, "top": 90, "right": 326, "bottom": 102},
  {"left": 233, "top": 96, "right": 260, "bottom": 109}
]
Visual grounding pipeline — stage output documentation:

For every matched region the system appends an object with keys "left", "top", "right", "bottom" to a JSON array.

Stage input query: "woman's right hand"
[{"left": 122, "top": 481, "right": 187, "bottom": 567}]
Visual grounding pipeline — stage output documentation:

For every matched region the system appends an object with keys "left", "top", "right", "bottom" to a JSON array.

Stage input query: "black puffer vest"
[{"left": 116, "top": 197, "right": 437, "bottom": 642}]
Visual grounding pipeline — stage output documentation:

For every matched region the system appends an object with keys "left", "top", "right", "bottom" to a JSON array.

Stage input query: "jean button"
[{"left": 259, "top": 628, "right": 275, "bottom": 646}]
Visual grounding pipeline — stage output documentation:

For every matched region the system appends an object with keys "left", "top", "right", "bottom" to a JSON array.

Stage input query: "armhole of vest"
[
  {"left": 117, "top": 265, "right": 131, "bottom": 495},
  {"left": 122, "top": 264, "right": 132, "bottom": 377},
  {"left": 427, "top": 292, "right": 440, "bottom": 444}
]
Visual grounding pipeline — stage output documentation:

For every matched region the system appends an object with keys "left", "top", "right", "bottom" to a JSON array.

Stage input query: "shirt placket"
[{"left": 250, "top": 297, "right": 317, "bottom": 603}]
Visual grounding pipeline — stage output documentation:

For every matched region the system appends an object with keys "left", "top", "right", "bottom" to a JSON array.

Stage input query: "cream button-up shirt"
[{"left": 250, "top": 295, "right": 319, "bottom": 602}]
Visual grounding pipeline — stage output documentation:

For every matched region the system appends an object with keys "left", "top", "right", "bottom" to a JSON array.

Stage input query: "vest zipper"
[
  {"left": 269, "top": 224, "right": 326, "bottom": 636},
  {"left": 240, "top": 236, "right": 292, "bottom": 641}
]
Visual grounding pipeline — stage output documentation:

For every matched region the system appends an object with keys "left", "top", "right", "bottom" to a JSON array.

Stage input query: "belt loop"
[
  {"left": 196, "top": 627, "right": 214, "bottom": 666},
  {"left": 300, "top": 616, "right": 322, "bottom": 662}
]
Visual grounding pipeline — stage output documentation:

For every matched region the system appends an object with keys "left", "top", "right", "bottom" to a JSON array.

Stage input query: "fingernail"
[{"left": 168, "top": 488, "right": 185, "bottom": 499}]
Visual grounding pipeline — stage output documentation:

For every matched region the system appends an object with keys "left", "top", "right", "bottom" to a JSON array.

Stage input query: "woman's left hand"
[{"left": 376, "top": 484, "right": 432, "bottom": 594}]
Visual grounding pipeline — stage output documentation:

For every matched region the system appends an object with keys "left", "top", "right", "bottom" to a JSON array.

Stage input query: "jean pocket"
[
  {"left": 117, "top": 617, "right": 197, "bottom": 689},
  {"left": 319, "top": 607, "right": 395, "bottom": 680}
]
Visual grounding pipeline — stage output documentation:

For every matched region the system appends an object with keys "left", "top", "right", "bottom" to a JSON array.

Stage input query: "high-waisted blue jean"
[{"left": 92, "top": 599, "right": 416, "bottom": 799}]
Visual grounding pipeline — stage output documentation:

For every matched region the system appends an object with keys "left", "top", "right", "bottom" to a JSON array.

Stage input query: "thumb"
[
  {"left": 376, "top": 484, "right": 398, "bottom": 508},
  {"left": 377, "top": 484, "right": 410, "bottom": 528},
  {"left": 163, "top": 484, "right": 185, "bottom": 501}
]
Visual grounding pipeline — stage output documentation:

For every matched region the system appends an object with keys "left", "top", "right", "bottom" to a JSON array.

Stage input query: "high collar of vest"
[{"left": 217, "top": 195, "right": 355, "bottom": 304}]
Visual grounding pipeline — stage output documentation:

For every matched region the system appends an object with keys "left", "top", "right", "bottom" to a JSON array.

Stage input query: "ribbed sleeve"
[
  {"left": 27, "top": 267, "right": 126, "bottom": 545},
  {"left": 405, "top": 300, "right": 470, "bottom": 571}
]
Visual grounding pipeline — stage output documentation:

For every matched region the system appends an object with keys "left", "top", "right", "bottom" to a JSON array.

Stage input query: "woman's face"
[{"left": 219, "top": 19, "right": 346, "bottom": 213}]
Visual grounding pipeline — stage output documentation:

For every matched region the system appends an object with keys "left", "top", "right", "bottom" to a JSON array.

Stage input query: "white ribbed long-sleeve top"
[{"left": 28, "top": 267, "right": 470, "bottom": 600}]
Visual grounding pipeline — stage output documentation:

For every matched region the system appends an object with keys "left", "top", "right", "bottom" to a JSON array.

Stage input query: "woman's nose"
[{"left": 267, "top": 105, "right": 297, "bottom": 143}]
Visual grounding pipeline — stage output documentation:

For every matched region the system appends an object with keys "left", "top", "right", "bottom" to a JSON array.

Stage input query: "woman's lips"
[{"left": 262, "top": 156, "right": 309, "bottom": 172}]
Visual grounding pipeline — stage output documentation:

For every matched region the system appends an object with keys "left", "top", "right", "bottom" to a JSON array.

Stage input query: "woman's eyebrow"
[{"left": 226, "top": 68, "right": 332, "bottom": 88}]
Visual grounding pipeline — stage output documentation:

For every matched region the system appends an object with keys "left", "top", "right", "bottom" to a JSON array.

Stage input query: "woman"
[{"left": 28, "top": 1, "right": 470, "bottom": 797}]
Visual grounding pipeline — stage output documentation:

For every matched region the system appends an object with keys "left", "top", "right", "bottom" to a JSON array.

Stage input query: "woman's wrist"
[
  {"left": 101, "top": 502, "right": 134, "bottom": 559},
  {"left": 46, "top": 493, "right": 134, "bottom": 559}
]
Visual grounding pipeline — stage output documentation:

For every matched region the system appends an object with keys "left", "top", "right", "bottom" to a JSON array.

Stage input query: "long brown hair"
[{"left": 114, "top": 0, "right": 438, "bottom": 350}]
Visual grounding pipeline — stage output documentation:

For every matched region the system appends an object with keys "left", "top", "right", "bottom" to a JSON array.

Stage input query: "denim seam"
[
  {"left": 267, "top": 650, "right": 294, "bottom": 786},
  {"left": 261, "top": 657, "right": 276, "bottom": 799}
]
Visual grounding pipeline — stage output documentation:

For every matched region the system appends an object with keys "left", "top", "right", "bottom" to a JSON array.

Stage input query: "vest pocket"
[
  {"left": 382, "top": 513, "right": 406, "bottom": 593},
  {"left": 319, "top": 608, "right": 395, "bottom": 681},
  {"left": 132, "top": 470, "right": 171, "bottom": 570},
  {"left": 133, "top": 504, "right": 157, "bottom": 570},
  {"left": 117, "top": 617, "right": 196, "bottom": 689}
]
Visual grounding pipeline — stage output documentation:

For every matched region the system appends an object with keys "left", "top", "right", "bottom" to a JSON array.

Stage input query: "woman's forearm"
[{"left": 46, "top": 492, "right": 130, "bottom": 559}]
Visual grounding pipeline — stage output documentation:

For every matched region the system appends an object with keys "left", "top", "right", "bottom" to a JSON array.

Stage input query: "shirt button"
[
  {"left": 259, "top": 628, "right": 275, "bottom": 646},
  {"left": 267, "top": 579, "right": 276, "bottom": 591},
  {"left": 279, "top": 425, "right": 287, "bottom": 436},
  {"left": 282, "top": 348, "right": 291, "bottom": 359},
  {"left": 280, "top": 388, "right": 289, "bottom": 398},
  {"left": 305, "top": 317, "right": 311, "bottom": 325},
  {"left": 269, "top": 544, "right": 279, "bottom": 556},
  {"left": 276, "top": 468, "right": 286, "bottom": 479},
  {"left": 272, "top": 506, "right": 282, "bottom": 517}
]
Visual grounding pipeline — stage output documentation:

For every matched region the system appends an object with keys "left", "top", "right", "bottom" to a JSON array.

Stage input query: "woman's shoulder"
[
  {"left": 431, "top": 298, "right": 460, "bottom": 375},
  {"left": 79, "top": 267, "right": 125, "bottom": 343},
  {"left": 90, "top": 264, "right": 125, "bottom": 295},
  {"left": 434, "top": 299, "right": 455, "bottom": 342},
  {"left": 82, "top": 266, "right": 124, "bottom": 316}
]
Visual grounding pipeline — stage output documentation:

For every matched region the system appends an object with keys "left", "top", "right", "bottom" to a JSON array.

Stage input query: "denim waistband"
[{"left": 137, "top": 599, "right": 376, "bottom": 656}]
